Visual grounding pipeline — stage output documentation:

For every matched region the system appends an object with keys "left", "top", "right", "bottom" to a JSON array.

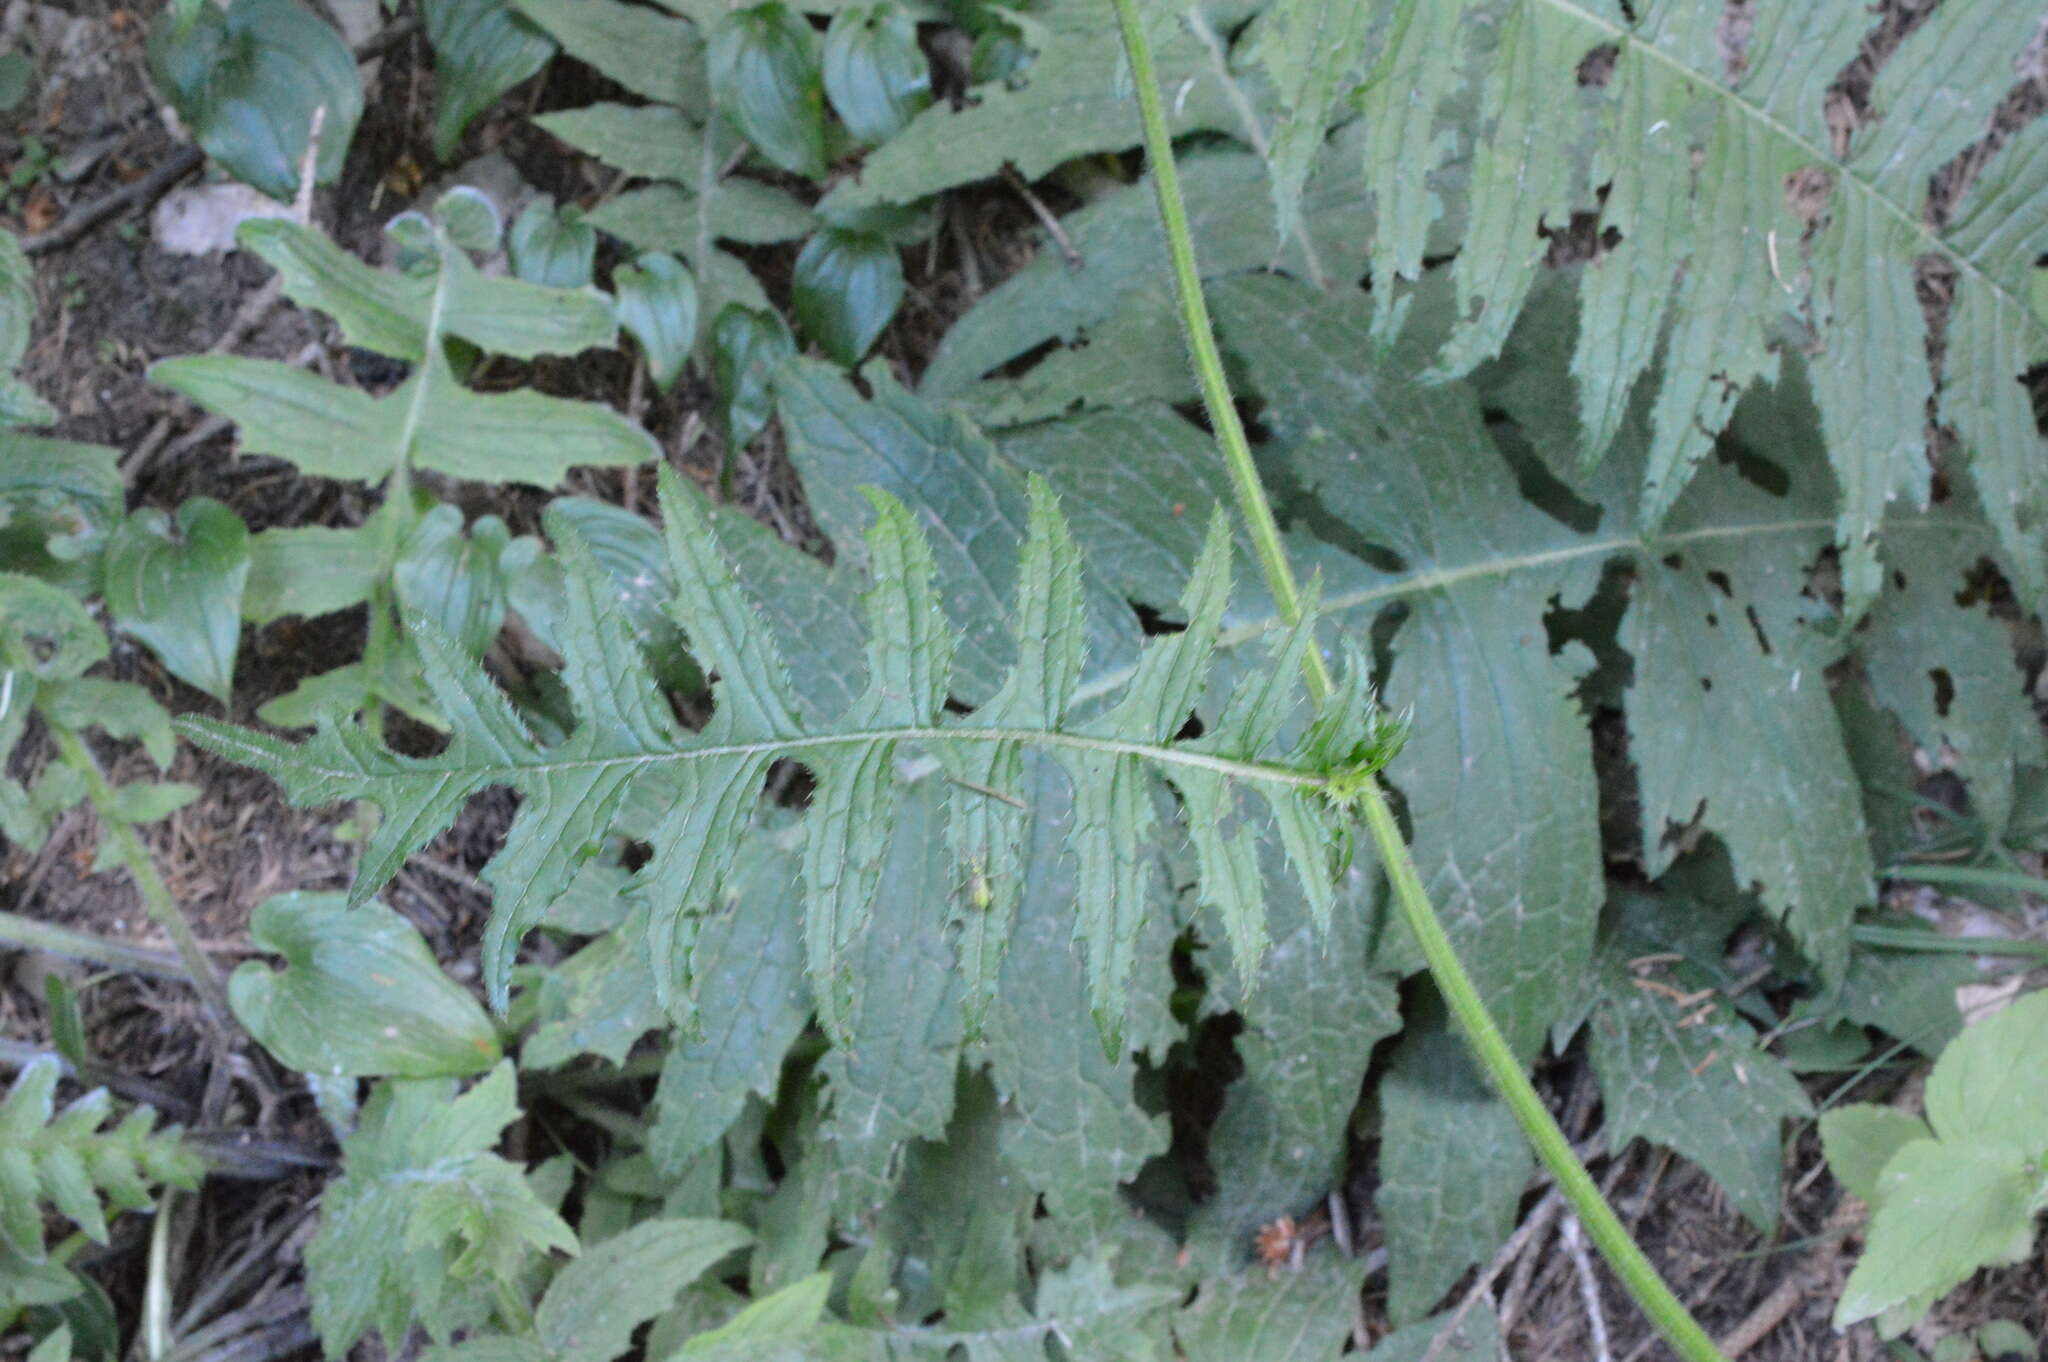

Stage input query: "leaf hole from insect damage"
[
  {"left": 763, "top": 759, "right": 816, "bottom": 809},
  {"left": 1662, "top": 553, "right": 1684, "bottom": 571},
  {"left": 1893, "top": 569, "right": 1908, "bottom": 593},
  {"left": 1133, "top": 602, "right": 1188, "bottom": 637},
  {"left": 1745, "top": 605, "right": 1772, "bottom": 655},
  {"left": 1930, "top": 667, "right": 1955, "bottom": 718},
  {"left": 1705, "top": 570, "right": 1734, "bottom": 598},
  {"left": 1705, "top": 612, "right": 1718, "bottom": 627},
  {"left": 619, "top": 839, "right": 653, "bottom": 873},
  {"left": 2020, "top": 359, "right": 2048, "bottom": 440},
  {"left": 1173, "top": 711, "right": 1204, "bottom": 742},
  {"left": 1485, "top": 408, "right": 1603, "bottom": 533},
  {"left": 1699, "top": 676, "right": 1712, "bottom": 692},
  {"left": 1576, "top": 42, "right": 1618, "bottom": 87}
]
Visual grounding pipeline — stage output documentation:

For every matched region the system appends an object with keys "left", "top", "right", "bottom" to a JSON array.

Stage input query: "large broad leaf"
[
  {"left": 1174, "top": 1252, "right": 1371, "bottom": 1361},
  {"left": 1857, "top": 510, "right": 2045, "bottom": 838},
  {"left": 513, "top": 0, "right": 707, "bottom": 116},
  {"left": 423, "top": 0, "right": 556, "bottom": 161},
  {"left": 1361, "top": 0, "right": 2048, "bottom": 609},
  {"left": 1923, "top": 988, "right": 2048, "bottom": 1149},
  {"left": 1186, "top": 843, "right": 1400, "bottom": 1255},
  {"left": 1375, "top": 1001, "right": 1529, "bottom": 1324},
  {"left": 183, "top": 466, "right": 1378, "bottom": 1056},
  {"left": 774, "top": 358, "right": 1142, "bottom": 703},
  {"left": 1833, "top": 1135, "right": 2037, "bottom": 1332},
  {"left": 146, "top": 0, "right": 363, "bottom": 201},
  {"left": 1242, "top": 0, "right": 1371, "bottom": 247},
  {"left": 228, "top": 892, "right": 502, "bottom": 1078},
  {"left": 1585, "top": 890, "right": 1813, "bottom": 1232},
  {"left": 648, "top": 833, "right": 813, "bottom": 1174},
  {"left": 102, "top": 499, "right": 250, "bottom": 705},
  {"left": 1216, "top": 273, "right": 1605, "bottom": 1059},
  {"left": 536, "top": 1219, "right": 753, "bottom": 1362}
]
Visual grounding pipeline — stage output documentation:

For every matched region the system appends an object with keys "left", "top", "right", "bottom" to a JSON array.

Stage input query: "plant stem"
[
  {"left": 1105, "top": 3, "right": 1729, "bottom": 1359},
  {"left": 1107, "top": 0, "right": 1323, "bottom": 705},
  {"left": 0, "top": 909, "right": 190, "bottom": 979},
  {"left": 47, "top": 724, "right": 230, "bottom": 1021},
  {"left": 1851, "top": 924, "right": 2048, "bottom": 961}
]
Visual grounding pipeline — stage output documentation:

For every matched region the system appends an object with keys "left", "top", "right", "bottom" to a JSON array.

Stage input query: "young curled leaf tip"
[{"left": 1318, "top": 703, "right": 1412, "bottom": 810}]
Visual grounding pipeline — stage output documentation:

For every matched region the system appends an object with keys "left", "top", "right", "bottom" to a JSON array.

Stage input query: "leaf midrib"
[
  {"left": 1535, "top": 0, "right": 2043, "bottom": 344},
  {"left": 187, "top": 720, "right": 1330, "bottom": 793},
  {"left": 1072, "top": 511, "right": 1980, "bottom": 706}
]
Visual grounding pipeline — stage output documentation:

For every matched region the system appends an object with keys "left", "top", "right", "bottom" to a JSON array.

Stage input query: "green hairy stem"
[{"left": 1104, "top": 3, "right": 1730, "bottom": 1359}]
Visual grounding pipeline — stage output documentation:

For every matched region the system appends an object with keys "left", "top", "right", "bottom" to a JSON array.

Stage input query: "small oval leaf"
[
  {"left": 822, "top": 3, "right": 931, "bottom": 145},
  {"left": 614, "top": 253, "right": 699, "bottom": 392},
  {"left": 707, "top": 3, "right": 827, "bottom": 180},
  {"left": 102, "top": 499, "right": 250, "bottom": 704},
  {"left": 790, "top": 227, "right": 902, "bottom": 366},
  {"left": 145, "top": 0, "right": 363, "bottom": 202},
  {"left": 229, "top": 892, "right": 502, "bottom": 1078},
  {"left": 710, "top": 304, "right": 795, "bottom": 450},
  {"left": 507, "top": 196, "right": 596, "bottom": 290},
  {"left": 423, "top": 0, "right": 556, "bottom": 162}
]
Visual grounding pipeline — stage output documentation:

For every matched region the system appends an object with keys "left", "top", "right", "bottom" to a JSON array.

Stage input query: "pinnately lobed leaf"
[{"left": 180, "top": 467, "right": 1382, "bottom": 1054}]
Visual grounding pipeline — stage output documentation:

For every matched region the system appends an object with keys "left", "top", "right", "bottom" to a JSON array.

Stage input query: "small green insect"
[{"left": 963, "top": 856, "right": 993, "bottom": 913}]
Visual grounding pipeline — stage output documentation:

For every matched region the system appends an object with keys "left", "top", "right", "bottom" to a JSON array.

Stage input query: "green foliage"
[
  {"left": 102, "top": 499, "right": 249, "bottom": 705},
  {"left": 790, "top": 228, "right": 902, "bottom": 366},
  {"left": 306, "top": 1063, "right": 575, "bottom": 1353},
  {"left": 507, "top": 197, "right": 596, "bottom": 290},
  {"left": 822, "top": 4, "right": 932, "bottom": 145},
  {"left": 1825, "top": 991, "right": 2048, "bottom": 1336},
  {"left": 31, "top": 0, "right": 2048, "bottom": 1354},
  {"left": 423, "top": 0, "right": 557, "bottom": 161},
  {"left": 0, "top": 231, "right": 55, "bottom": 429},
  {"left": 1356, "top": 0, "right": 2048, "bottom": 612},
  {"left": 613, "top": 253, "right": 699, "bottom": 391},
  {"left": 148, "top": 191, "right": 651, "bottom": 725},
  {"left": 182, "top": 465, "right": 1387, "bottom": 1048},
  {"left": 0, "top": 1059, "right": 203, "bottom": 1259},
  {"left": 229, "top": 893, "right": 504, "bottom": 1079},
  {"left": 145, "top": 0, "right": 362, "bottom": 201},
  {"left": 0, "top": 574, "right": 195, "bottom": 856},
  {"left": 708, "top": 4, "right": 829, "bottom": 180}
]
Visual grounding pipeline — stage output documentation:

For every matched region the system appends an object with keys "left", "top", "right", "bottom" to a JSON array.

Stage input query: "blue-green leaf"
[
  {"left": 102, "top": 499, "right": 250, "bottom": 705},
  {"left": 423, "top": 0, "right": 556, "bottom": 161},
  {"left": 615, "top": 253, "right": 699, "bottom": 391},
  {"left": 507, "top": 196, "right": 596, "bottom": 289},
  {"left": 145, "top": 0, "right": 362, "bottom": 201},
  {"left": 712, "top": 304, "right": 795, "bottom": 450},
  {"left": 821, "top": 3, "right": 930, "bottom": 145},
  {"left": 229, "top": 892, "right": 502, "bottom": 1078},
  {"left": 790, "top": 229, "right": 901, "bottom": 366},
  {"left": 708, "top": 3, "right": 828, "bottom": 180}
]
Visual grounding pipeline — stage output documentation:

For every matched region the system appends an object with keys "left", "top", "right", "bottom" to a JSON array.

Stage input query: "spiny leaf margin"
[{"left": 180, "top": 467, "right": 1390, "bottom": 1049}]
